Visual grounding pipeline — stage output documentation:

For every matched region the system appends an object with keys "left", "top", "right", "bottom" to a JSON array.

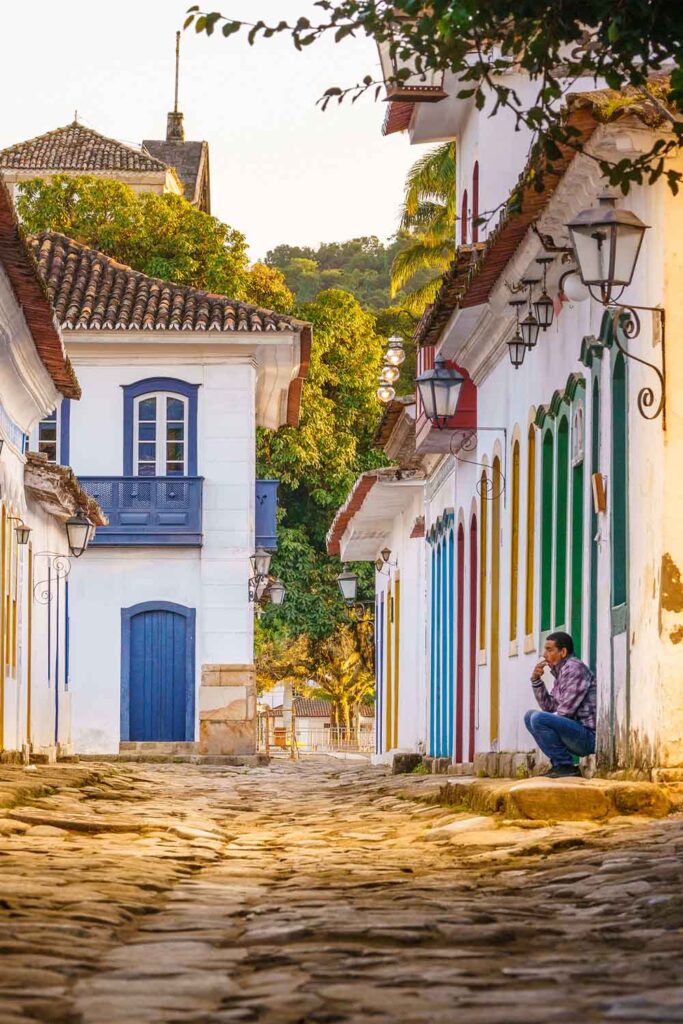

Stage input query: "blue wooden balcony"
[
  {"left": 255, "top": 479, "right": 278, "bottom": 550},
  {"left": 81, "top": 477, "right": 203, "bottom": 546},
  {"left": 80, "top": 477, "right": 279, "bottom": 549}
]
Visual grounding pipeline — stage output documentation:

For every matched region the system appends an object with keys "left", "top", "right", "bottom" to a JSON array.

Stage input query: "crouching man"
[{"left": 524, "top": 631, "right": 596, "bottom": 779}]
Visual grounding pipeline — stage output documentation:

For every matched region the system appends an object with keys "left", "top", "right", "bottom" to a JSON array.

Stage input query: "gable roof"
[
  {"left": 0, "top": 181, "right": 80, "bottom": 398},
  {"left": 0, "top": 122, "right": 169, "bottom": 174},
  {"left": 416, "top": 80, "right": 673, "bottom": 348},
  {"left": 270, "top": 698, "right": 374, "bottom": 719},
  {"left": 31, "top": 232, "right": 308, "bottom": 334}
]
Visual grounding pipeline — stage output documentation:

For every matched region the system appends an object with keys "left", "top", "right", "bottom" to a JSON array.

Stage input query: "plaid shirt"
[{"left": 531, "top": 655, "right": 596, "bottom": 731}]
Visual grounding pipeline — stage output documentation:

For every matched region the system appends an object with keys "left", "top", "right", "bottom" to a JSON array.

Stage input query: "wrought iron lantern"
[
  {"left": 336, "top": 566, "right": 358, "bottom": 605},
  {"left": 567, "top": 193, "right": 648, "bottom": 303},
  {"left": 14, "top": 521, "right": 31, "bottom": 545},
  {"left": 507, "top": 331, "right": 527, "bottom": 369},
  {"left": 250, "top": 547, "right": 272, "bottom": 578},
  {"left": 533, "top": 256, "right": 555, "bottom": 329},
  {"left": 268, "top": 578, "right": 286, "bottom": 606},
  {"left": 385, "top": 336, "right": 406, "bottom": 366},
  {"left": 415, "top": 353, "right": 465, "bottom": 429},
  {"left": 65, "top": 512, "right": 92, "bottom": 558},
  {"left": 520, "top": 311, "right": 540, "bottom": 349}
]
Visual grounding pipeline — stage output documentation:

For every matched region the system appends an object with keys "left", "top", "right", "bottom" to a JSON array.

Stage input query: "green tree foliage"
[
  {"left": 265, "top": 235, "right": 430, "bottom": 314},
  {"left": 390, "top": 142, "right": 455, "bottom": 315},
  {"left": 187, "top": 2, "right": 683, "bottom": 195},
  {"left": 17, "top": 174, "right": 296, "bottom": 311},
  {"left": 18, "top": 175, "right": 251, "bottom": 298}
]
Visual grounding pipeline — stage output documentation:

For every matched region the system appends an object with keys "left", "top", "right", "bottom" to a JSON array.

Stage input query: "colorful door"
[
  {"left": 121, "top": 601, "right": 195, "bottom": 742},
  {"left": 456, "top": 524, "right": 465, "bottom": 763}
]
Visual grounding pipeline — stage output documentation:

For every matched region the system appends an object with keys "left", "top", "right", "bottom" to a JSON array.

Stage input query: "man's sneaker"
[{"left": 543, "top": 765, "right": 583, "bottom": 779}]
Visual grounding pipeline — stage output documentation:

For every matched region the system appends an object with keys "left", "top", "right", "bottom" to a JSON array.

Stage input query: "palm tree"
[
  {"left": 310, "top": 625, "right": 374, "bottom": 734},
  {"left": 390, "top": 141, "right": 456, "bottom": 315}
]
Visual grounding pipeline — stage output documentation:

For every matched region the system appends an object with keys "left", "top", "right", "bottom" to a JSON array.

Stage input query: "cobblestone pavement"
[{"left": 0, "top": 758, "right": 682, "bottom": 1024}]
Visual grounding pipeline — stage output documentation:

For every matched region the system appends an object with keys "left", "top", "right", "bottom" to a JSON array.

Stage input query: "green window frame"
[{"left": 540, "top": 429, "right": 554, "bottom": 632}]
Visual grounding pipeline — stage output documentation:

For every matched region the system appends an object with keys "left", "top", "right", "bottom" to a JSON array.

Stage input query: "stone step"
[{"left": 119, "top": 742, "right": 199, "bottom": 755}]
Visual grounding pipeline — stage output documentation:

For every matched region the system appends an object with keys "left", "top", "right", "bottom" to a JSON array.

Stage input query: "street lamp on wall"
[
  {"left": 8, "top": 517, "right": 31, "bottom": 545},
  {"left": 415, "top": 353, "right": 465, "bottom": 429},
  {"left": 564, "top": 195, "right": 664, "bottom": 424},
  {"left": 335, "top": 566, "right": 374, "bottom": 623},
  {"left": 65, "top": 512, "right": 92, "bottom": 558},
  {"left": 567, "top": 193, "right": 648, "bottom": 305}
]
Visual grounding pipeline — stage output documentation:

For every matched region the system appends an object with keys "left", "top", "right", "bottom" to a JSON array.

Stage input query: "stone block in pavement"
[
  {"left": 392, "top": 753, "right": 423, "bottom": 775},
  {"left": 508, "top": 779, "right": 612, "bottom": 820},
  {"left": 608, "top": 782, "right": 671, "bottom": 817}
]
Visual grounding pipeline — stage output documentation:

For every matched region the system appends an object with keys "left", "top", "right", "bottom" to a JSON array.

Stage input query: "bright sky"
[{"left": 0, "top": 1, "right": 420, "bottom": 260}]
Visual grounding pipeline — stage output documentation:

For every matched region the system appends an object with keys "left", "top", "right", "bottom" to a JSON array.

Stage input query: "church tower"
[{"left": 143, "top": 32, "right": 211, "bottom": 213}]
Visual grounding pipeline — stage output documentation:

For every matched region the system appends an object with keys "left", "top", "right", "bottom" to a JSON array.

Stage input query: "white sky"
[{"left": 0, "top": 0, "right": 421, "bottom": 260}]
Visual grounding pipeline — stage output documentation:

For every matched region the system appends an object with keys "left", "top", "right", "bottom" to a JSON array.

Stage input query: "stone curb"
[{"left": 421, "top": 776, "right": 680, "bottom": 821}]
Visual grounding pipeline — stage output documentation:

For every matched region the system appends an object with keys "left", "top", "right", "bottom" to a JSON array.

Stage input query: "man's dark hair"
[{"left": 547, "top": 631, "right": 574, "bottom": 656}]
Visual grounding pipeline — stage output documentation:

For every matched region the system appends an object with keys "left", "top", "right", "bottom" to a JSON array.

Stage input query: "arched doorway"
[{"left": 121, "top": 601, "right": 195, "bottom": 742}]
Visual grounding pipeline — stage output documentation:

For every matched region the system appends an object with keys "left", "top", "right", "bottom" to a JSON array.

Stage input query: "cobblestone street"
[{"left": 0, "top": 759, "right": 682, "bottom": 1023}]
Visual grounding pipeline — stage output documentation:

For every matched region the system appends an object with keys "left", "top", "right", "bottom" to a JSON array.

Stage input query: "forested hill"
[{"left": 264, "top": 235, "right": 429, "bottom": 314}]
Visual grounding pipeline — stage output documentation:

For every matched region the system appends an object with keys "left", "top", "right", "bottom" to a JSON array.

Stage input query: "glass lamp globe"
[
  {"left": 380, "top": 363, "right": 401, "bottom": 384},
  {"left": 377, "top": 382, "right": 396, "bottom": 403},
  {"left": 385, "top": 336, "right": 406, "bottom": 366}
]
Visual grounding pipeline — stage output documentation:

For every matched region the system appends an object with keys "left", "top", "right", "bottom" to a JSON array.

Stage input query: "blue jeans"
[{"left": 524, "top": 710, "right": 596, "bottom": 767}]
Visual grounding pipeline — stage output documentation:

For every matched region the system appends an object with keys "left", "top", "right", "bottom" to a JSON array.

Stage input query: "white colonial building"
[
  {"left": 331, "top": 71, "right": 683, "bottom": 779},
  {"left": 0, "top": 180, "right": 106, "bottom": 761},
  {"left": 27, "top": 232, "right": 310, "bottom": 755}
]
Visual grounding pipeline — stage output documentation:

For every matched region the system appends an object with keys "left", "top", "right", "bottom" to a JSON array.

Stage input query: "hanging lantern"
[
  {"left": 415, "top": 353, "right": 465, "bottom": 429},
  {"left": 520, "top": 311, "right": 540, "bottom": 349},
  {"left": 384, "top": 336, "right": 406, "bottom": 366},
  {"left": 377, "top": 382, "right": 396, "bottom": 403},
  {"left": 566, "top": 193, "right": 648, "bottom": 303},
  {"left": 533, "top": 255, "right": 555, "bottom": 329},
  {"left": 533, "top": 291, "right": 554, "bottom": 329},
  {"left": 507, "top": 331, "right": 527, "bottom": 369}
]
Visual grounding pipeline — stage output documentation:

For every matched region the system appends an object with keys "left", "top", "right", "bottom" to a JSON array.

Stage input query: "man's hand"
[{"left": 531, "top": 659, "right": 547, "bottom": 682}]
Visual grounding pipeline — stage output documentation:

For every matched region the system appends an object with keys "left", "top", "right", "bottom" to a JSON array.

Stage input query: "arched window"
[
  {"left": 472, "top": 162, "right": 480, "bottom": 243},
  {"left": 490, "top": 457, "right": 502, "bottom": 745},
  {"left": 589, "top": 378, "right": 600, "bottom": 670},
  {"left": 460, "top": 188, "right": 469, "bottom": 245},
  {"left": 570, "top": 396, "right": 586, "bottom": 654},
  {"left": 479, "top": 472, "right": 488, "bottom": 651},
  {"left": 509, "top": 439, "right": 520, "bottom": 642},
  {"left": 123, "top": 378, "right": 199, "bottom": 476},
  {"left": 555, "top": 414, "right": 570, "bottom": 628},
  {"left": 540, "top": 430, "right": 554, "bottom": 631},
  {"left": 525, "top": 425, "right": 536, "bottom": 637},
  {"left": 612, "top": 354, "right": 628, "bottom": 608}
]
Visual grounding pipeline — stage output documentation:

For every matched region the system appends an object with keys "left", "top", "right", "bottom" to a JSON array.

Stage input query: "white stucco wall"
[{"left": 65, "top": 356, "right": 257, "bottom": 753}]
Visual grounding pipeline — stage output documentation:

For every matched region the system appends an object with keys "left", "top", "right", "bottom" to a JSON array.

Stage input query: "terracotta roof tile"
[
  {"left": 0, "top": 181, "right": 80, "bottom": 398},
  {"left": 30, "top": 232, "right": 307, "bottom": 335},
  {"left": 0, "top": 122, "right": 169, "bottom": 173}
]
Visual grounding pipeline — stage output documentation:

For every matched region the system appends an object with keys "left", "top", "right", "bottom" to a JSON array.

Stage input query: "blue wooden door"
[{"left": 122, "top": 602, "right": 195, "bottom": 742}]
